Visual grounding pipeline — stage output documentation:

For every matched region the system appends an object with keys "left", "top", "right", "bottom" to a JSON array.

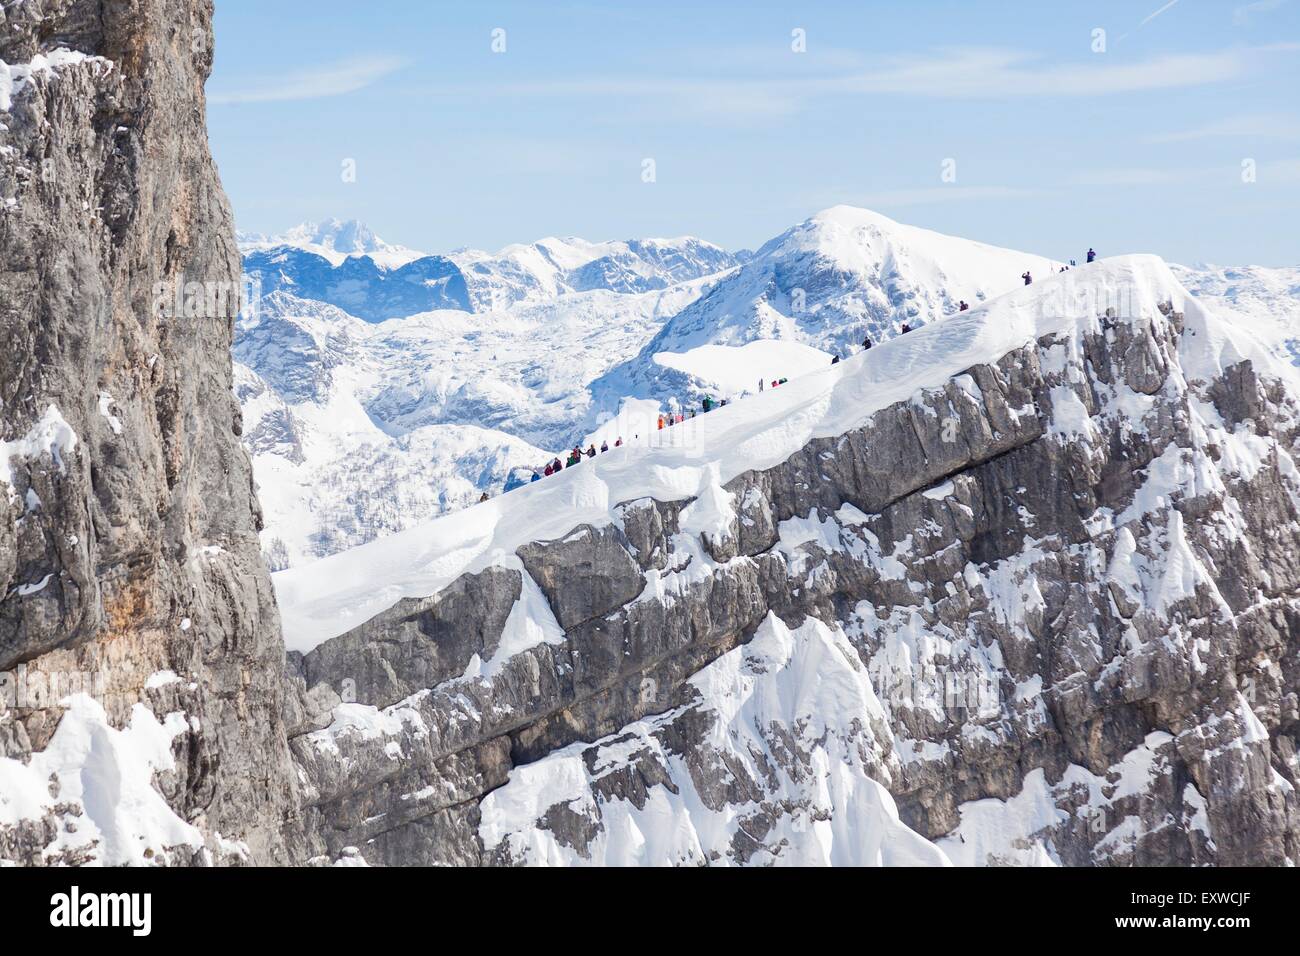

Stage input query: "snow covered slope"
[
  {"left": 1173, "top": 263, "right": 1300, "bottom": 366},
  {"left": 236, "top": 282, "right": 709, "bottom": 566},
  {"left": 277, "top": 255, "right": 1279, "bottom": 648},
  {"left": 479, "top": 613, "right": 949, "bottom": 866},
  {"left": 283, "top": 254, "right": 1300, "bottom": 866},
  {"left": 239, "top": 209, "right": 1071, "bottom": 568},
  {"left": 448, "top": 235, "right": 740, "bottom": 311},
  {"left": 236, "top": 213, "right": 1298, "bottom": 576},
  {"left": 587, "top": 206, "right": 1066, "bottom": 417}
]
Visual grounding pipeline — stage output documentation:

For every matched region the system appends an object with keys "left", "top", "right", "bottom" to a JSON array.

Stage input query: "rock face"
[
  {"left": 289, "top": 291, "right": 1300, "bottom": 866},
  {"left": 0, "top": 0, "right": 297, "bottom": 863}
]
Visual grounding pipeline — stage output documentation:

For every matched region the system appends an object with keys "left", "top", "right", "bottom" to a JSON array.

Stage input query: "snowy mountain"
[
  {"left": 276, "top": 256, "right": 1300, "bottom": 866},
  {"left": 238, "top": 218, "right": 427, "bottom": 269},
  {"left": 241, "top": 226, "right": 741, "bottom": 322},
  {"left": 235, "top": 283, "right": 710, "bottom": 565},
  {"left": 234, "top": 212, "right": 1300, "bottom": 576},
  {"left": 449, "top": 235, "right": 742, "bottom": 311},
  {"left": 586, "top": 205, "right": 1065, "bottom": 425},
  {"left": 236, "top": 209, "right": 1070, "bottom": 567},
  {"left": 1171, "top": 263, "right": 1300, "bottom": 366},
  {"left": 14, "top": 0, "right": 1300, "bottom": 874}
]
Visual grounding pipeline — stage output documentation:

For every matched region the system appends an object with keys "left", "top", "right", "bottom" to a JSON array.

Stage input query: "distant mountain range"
[
  {"left": 239, "top": 220, "right": 742, "bottom": 320},
  {"left": 234, "top": 210, "right": 1300, "bottom": 569}
]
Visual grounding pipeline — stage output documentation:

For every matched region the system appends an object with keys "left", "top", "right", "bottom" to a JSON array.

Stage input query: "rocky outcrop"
[
  {"left": 289, "top": 296, "right": 1300, "bottom": 865},
  {"left": 0, "top": 0, "right": 298, "bottom": 863}
]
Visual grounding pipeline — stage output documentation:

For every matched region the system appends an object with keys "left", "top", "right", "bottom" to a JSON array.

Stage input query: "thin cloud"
[
  {"left": 845, "top": 186, "right": 1048, "bottom": 208},
  {"left": 1261, "top": 158, "right": 1300, "bottom": 181},
  {"left": 831, "top": 47, "right": 1250, "bottom": 98},
  {"left": 1235, "top": 0, "right": 1288, "bottom": 26},
  {"left": 209, "top": 55, "right": 408, "bottom": 104},
  {"left": 1069, "top": 168, "right": 1193, "bottom": 187},
  {"left": 1148, "top": 114, "right": 1300, "bottom": 143},
  {"left": 1066, "top": 163, "right": 1294, "bottom": 186},
  {"left": 427, "top": 44, "right": 1297, "bottom": 110}
]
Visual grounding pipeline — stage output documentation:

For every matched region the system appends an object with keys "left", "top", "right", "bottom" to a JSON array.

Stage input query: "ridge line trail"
[{"left": 273, "top": 256, "right": 1284, "bottom": 651}]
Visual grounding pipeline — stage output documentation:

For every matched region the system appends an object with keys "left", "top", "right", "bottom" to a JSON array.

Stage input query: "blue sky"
[{"left": 209, "top": 0, "right": 1300, "bottom": 265}]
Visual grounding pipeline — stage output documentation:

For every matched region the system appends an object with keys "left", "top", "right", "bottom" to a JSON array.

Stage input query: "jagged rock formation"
[
  {"left": 0, "top": 0, "right": 297, "bottom": 863},
  {"left": 286, "top": 267, "right": 1300, "bottom": 866}
]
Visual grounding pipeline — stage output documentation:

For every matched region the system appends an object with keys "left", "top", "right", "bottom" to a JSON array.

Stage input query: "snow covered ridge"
[
  {"left": 286, "top": 247, "right": 1300, "bottom": 866},
  {"left": 0, "top": 50, "right": 114, "bottom": 113},
  {"left": 234, "top": 207, "right": 1110, "bottom": 568},
  {"left": 480, "top": 613, "right": 949, "bottom": 865},
  {"left": 274, "top": 255, "right": 1287, "bottom": 651}
]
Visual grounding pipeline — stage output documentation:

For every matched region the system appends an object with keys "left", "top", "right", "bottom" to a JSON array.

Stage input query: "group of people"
[
  {"left": 480, "top": 249, "right": 1108, "bottom": 505},
  {"left": 544, "top": 438, "right": 623, "bottom": 475},
  {"left": 485, "top": 376, "right": 795, "bottom": 502},
  {"left": 657, "top": 392, "right": 745, "bottom": 429},
  {"left": 1022, "top": 248, "right": 1096, "bottom": 287}
]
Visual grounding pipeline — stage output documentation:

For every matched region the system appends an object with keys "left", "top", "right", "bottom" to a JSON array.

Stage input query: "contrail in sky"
[{"left": 1139, "top": 0, "right": 1181, "bottom": 28}]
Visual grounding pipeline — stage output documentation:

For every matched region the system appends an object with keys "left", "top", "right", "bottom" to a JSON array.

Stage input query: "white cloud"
[
  {"left": 1235, "top": 0, "right": 1288, "bottom": 26},
  {"left": 1147, "top": 114, "right": 1300, "bottom": 143},
  {"left": 1068, "top": 167, "right": 1213, "bottom": 186},
  {"left": 209, "top": 55, "right": 408, "bottom": 105},
  {"left": 441, "top": 44, "right": 1298, "bottom": 111},
  {"left": 843, "top": 186, "right": 1048, "bottom": 208},
  {"left": 830, "top": 47, "right": 1248, "bottom": 98},
  {"left": 1260, "top": 158, "right": 1300, "bottom": 181},
  {"left": 1065, "top": 162, "right": 1300, "bottom": 186}
]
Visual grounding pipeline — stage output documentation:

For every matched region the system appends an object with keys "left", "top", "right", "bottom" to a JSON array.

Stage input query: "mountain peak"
[
  {"left": 238, "top": 219, "right": 426, "bottom": 269},
  {"left": 808, "top": 204, "right": 904, "bottom": 229}
]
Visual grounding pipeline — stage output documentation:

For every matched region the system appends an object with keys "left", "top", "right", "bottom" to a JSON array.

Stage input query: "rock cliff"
[
  {"left": 285, "top": 267, "right": 1300, "bottom": 866},
  {"left": 0, "top": 0, "right": 297, "bottom": 863}
]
